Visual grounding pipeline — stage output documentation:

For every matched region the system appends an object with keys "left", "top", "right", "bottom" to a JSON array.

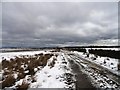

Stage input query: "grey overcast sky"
[{"left": 2, "top": 2, "right": 118, "bottom": 47}]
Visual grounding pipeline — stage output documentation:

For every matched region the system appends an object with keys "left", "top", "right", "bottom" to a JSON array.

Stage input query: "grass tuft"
[
  {"left": 16, "top": 81, "right": 29, "bottom": 90},
  {"left": 2, "top": 74, "right": 16, "bottom": 88}
]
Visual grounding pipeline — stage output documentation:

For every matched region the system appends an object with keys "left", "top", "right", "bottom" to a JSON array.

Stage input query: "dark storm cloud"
[{"left": 2, "top": 2, "right": 118, "bottom": 47}]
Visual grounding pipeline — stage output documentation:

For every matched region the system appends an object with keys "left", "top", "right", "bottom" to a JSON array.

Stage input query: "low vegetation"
[
  {"left": 16, "top": 81, "right": 29, "bottom": 90},
  {"left": 89, "top": 49, "right": 120, "bottom": 59},
  {"left": 68, "top": 48, "right": 86, "bottom": 53},
  {"left": 1, "top": 53, "right": 56, "bottom": 89},
  {"left": 2, "top": 74, "right": 16, "bottom": 89}
]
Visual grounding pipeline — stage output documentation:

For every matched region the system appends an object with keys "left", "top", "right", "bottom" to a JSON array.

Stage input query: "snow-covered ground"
[
  {"left": 0, "top": 48, "right": 25, "bottom": 51},
  {"left": 0, "top": 50, "right": 51, "bottom": 62},
  {"left": 1, "top": 50, "right": 75, "bottom": 89},
  {"left": 62, "top": 50, "right": 119, "bottom": 89},
  {"left": 30, "top": 53, "right": 75, "bottom": 88},
  {"left": 85, "top": 48, "right": 119, "bottom": 51},
  {"left": 1, "top": 49, "right": 119, "bottom": 89},
  {"left": 73, "top": 51, "right": 119, "bottom": 75}
]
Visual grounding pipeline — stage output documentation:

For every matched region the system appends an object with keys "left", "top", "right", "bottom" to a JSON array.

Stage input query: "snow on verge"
[
  {"left": 30, "top": 52, "right": 75, "bottom": 88},
  {"left": 73, "top": 51, "right": 119, "bottom": 75}
]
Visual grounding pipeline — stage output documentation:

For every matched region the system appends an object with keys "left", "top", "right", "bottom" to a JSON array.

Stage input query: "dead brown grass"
[
  {"left": 31, "top": 76, "right": 36, "bottom": 83},
  {"left": 48, "top": 57, "right": 57, "bottom": 68},
  {"left": 2, "top": 53, "right": 54, "bottom": 89},
  {"left": 36, "top": 54, "right": 53, "bottom": 66},
  {"left": 4, "top": 69, "right": 13, "bottom": 75},
  {"left": 16, "top": 81, "right": 29, "bottom": 90},
  {"left": 2, "top": 74, "right": 16, "bottom": 89},
  {"left": 17, "top": 73, "right": 26, "bottom": 80},
  {"left": 2, "top": 59, "right": 10, "bottom": 69}
]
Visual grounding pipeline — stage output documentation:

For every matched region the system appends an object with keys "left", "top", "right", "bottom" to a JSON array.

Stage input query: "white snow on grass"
[
  {"left": 86, "top": 48, "right": 119, "bottom": 51},
  {"left": 73, "top": 51, "right": 119, "bottom": 75},
  {"left": 90, "top": 56, "right": 118, "bottom": 71},
  {"left": 83, "top": 66, "right": 118, "bottom": 89},
  {"left": 1, "top": 50, "right": 75, "bottom": 89},
  {"left": 69, "top": 51, "right": 119, "bottom": 89},
  {"left": 30, "top": 52, "right": 74, "bottom": 88},
  {"left": 0, "top": 50, "right": 51, "bottom": 62}
]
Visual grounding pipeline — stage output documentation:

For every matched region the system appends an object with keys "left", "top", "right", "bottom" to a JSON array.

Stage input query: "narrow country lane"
[
  {"left": 62, "top": 50, "right": 120, "bottom": 90},
  {"left": 1, "top": 49, "right": 120, "bottom": 89},
  {"left": 67, "top": 55, "right": 96, "bottom": 89}
]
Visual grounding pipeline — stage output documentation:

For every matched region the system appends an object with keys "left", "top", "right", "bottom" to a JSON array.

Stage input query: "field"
[{"left": 0, "top": 48, "right": 120, "bottom": 90}]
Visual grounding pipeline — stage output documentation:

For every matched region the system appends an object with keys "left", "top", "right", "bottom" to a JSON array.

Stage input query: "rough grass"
[
  {"left": 2, "top": 74, "right": 16, "bottom": 89},
  {"left": 16, "top": 81, "right": 29, "bottom": 90},
  {"left": 2, "top": 53, "right": 55, "bottom": 89},
  {"left": 48, "top": 57, "right": 57, "bottom": 68}
]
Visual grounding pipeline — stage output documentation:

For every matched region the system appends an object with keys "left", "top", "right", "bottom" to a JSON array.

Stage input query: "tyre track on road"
[
  {"left": 63, "top": 51, "right": 120, "bottom": 89},
  {"left": 63, "top": 53, "right": 96, "bottom": 89}
]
